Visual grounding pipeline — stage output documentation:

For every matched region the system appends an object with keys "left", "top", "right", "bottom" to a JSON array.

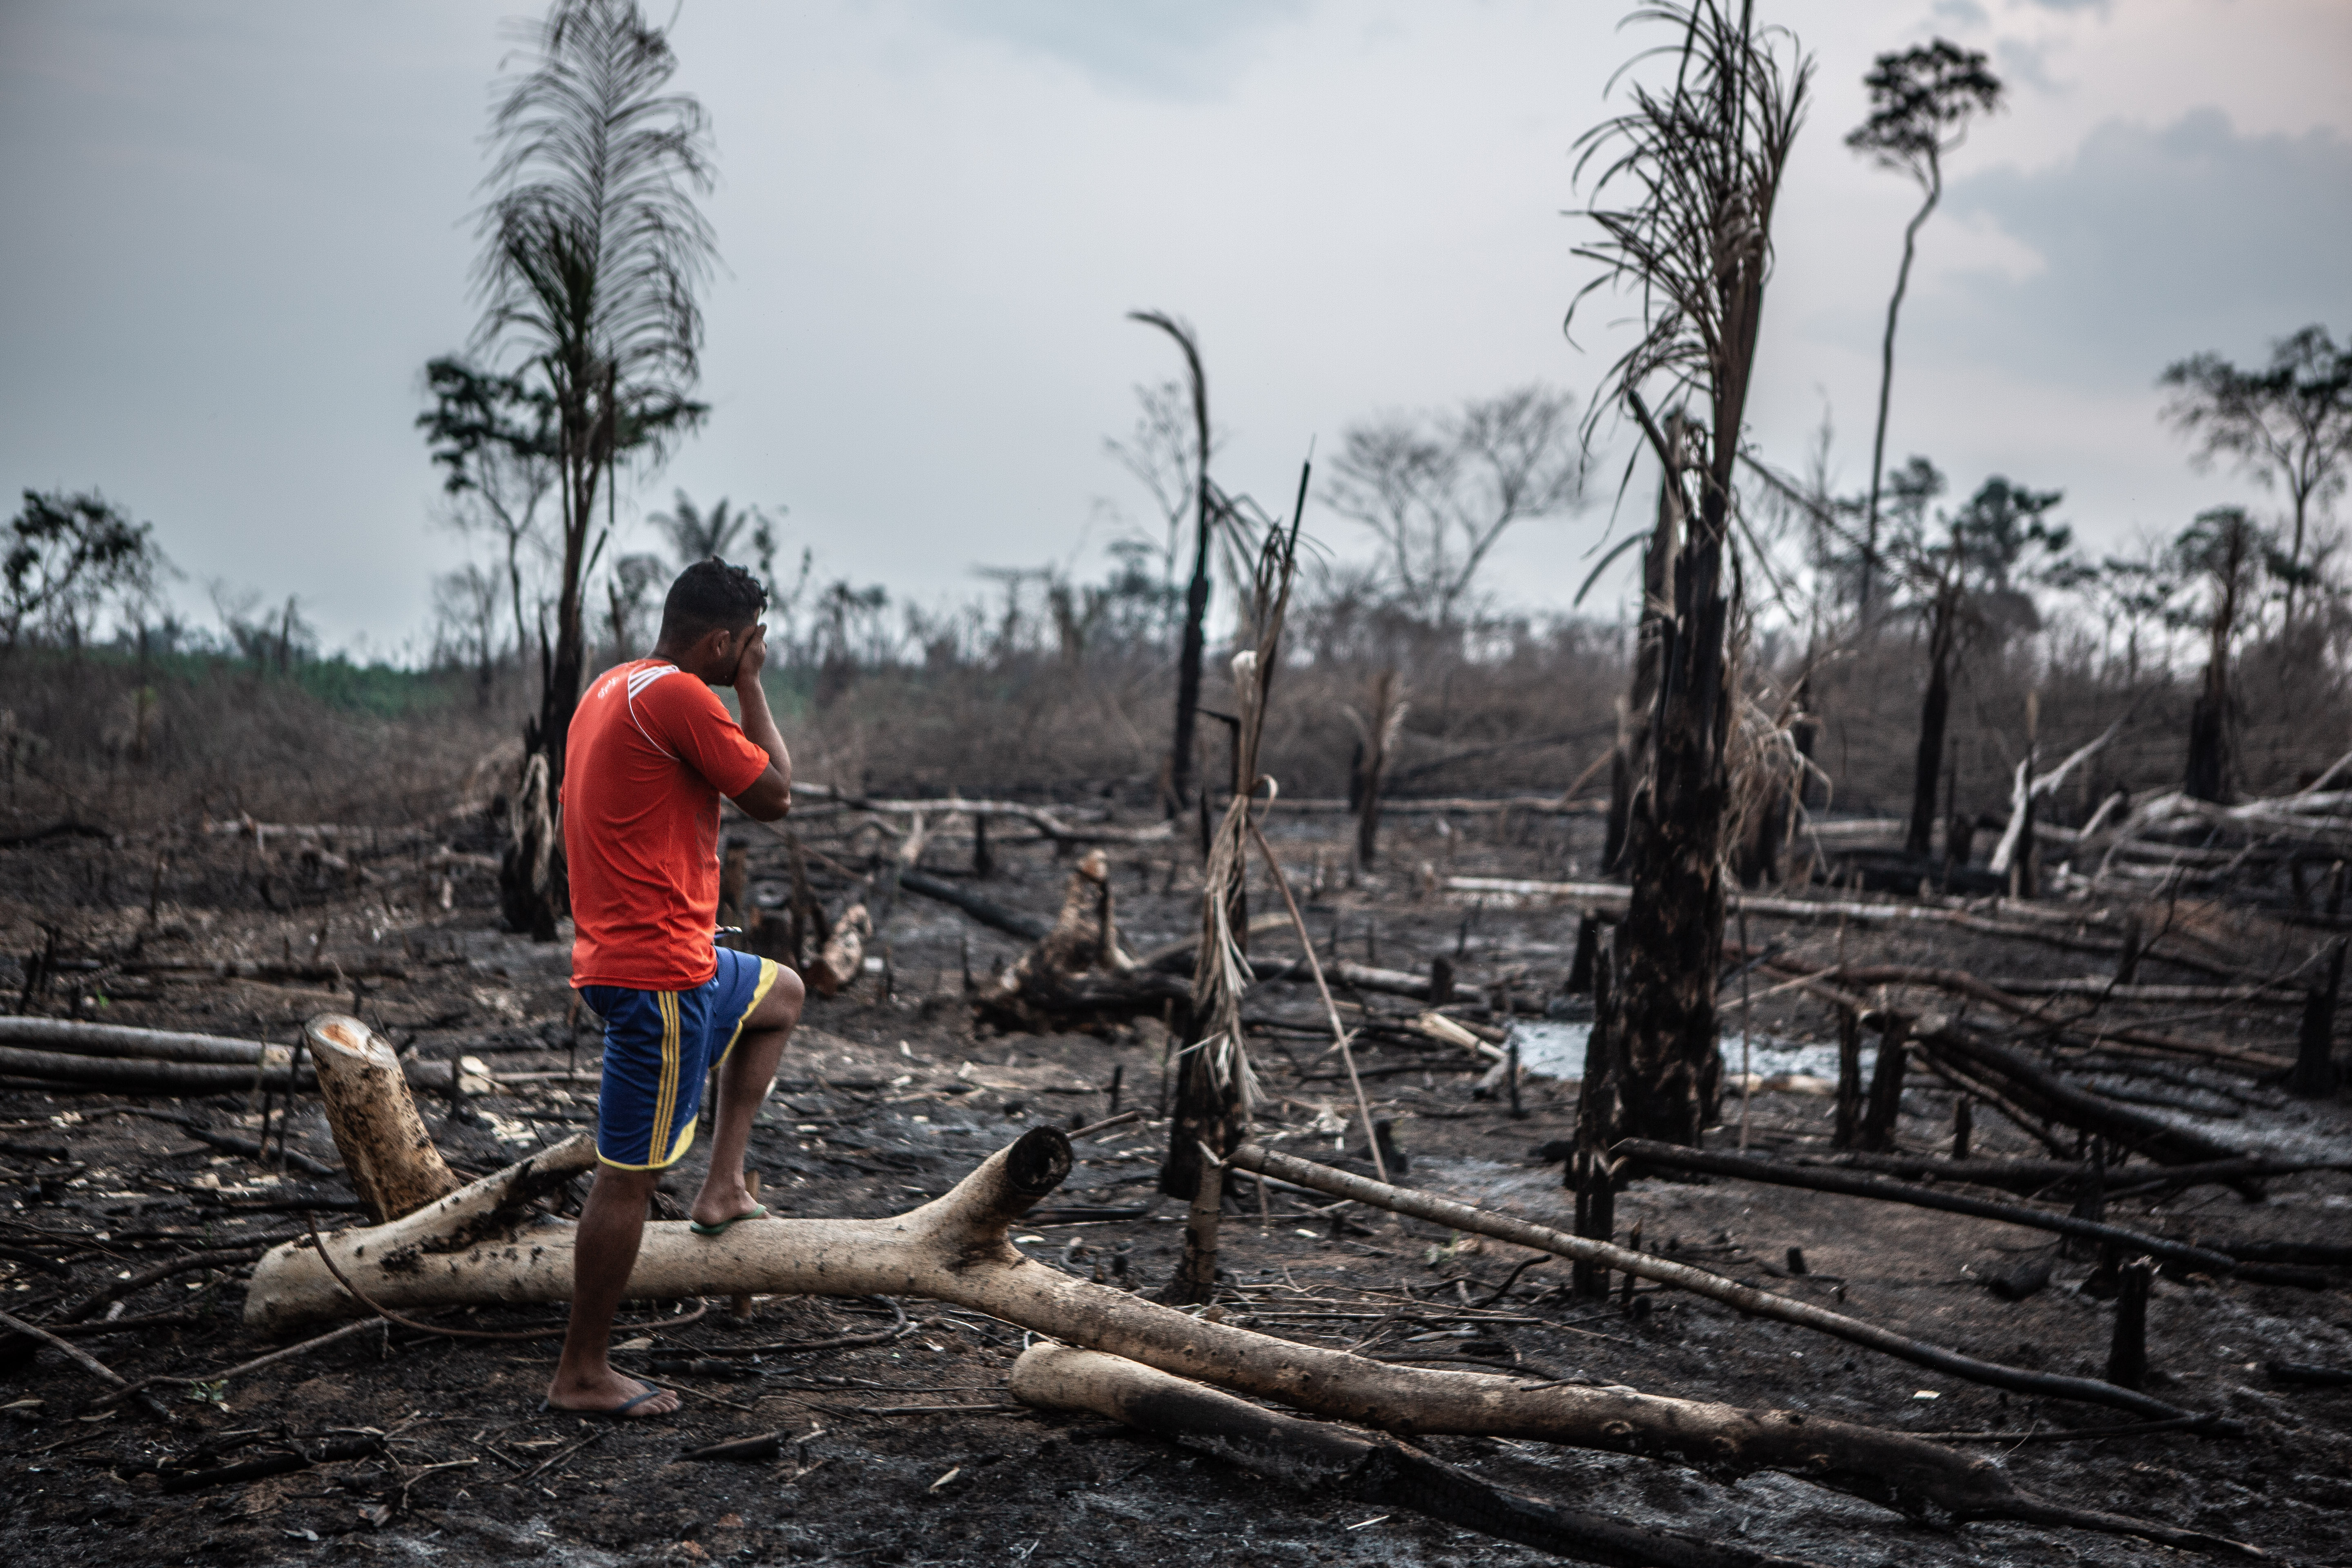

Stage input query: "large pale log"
[
  {"left": 242, "top": 1127, "right": 2248, "bottom": 1551},
  {"left": 304, "top": 1014, "right": 461, "bottom": 1222},
  {"left": 1008, "top": 1345, "right": 1826, "bottom": 1568}
]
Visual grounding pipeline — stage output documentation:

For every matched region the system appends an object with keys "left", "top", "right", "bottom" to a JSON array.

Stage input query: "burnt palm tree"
[
  {"left": 1569, "top": 0, "right": 1812, "bottom": 1145},
  {"left": 468, "top": 0, "right": 717, "bottom": 935},
  {"left": 648, "top": 490, "right": 760, "bottom": 569}
]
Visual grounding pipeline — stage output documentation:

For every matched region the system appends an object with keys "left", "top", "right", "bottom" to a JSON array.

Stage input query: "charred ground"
[{"left": 2, "top": 799, "right": 2348, "bottom": 1567}]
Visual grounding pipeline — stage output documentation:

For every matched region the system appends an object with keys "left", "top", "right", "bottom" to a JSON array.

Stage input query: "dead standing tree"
[
  {"left": 2179, "top": 507, "right": 2262, "bottom": 804},
  {"left": 1128, "top": 311, "right": 1216, "bottom": 817},
  {"left": 1345, "top": 668, "right": 1407, "bottom": 869},
  {"left": 1570, "top": 0, "right": 1810, "bottom": 1145},
  {"left": 1158, "top": 503, "right": 1305, "bottom": 1304}
]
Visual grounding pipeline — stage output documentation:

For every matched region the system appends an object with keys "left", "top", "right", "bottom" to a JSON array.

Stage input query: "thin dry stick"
[
  {"left": 1738, "top": 906, "right": 1756, "bottom": 1152},
  {"left": 1225, "top": 1141, "right": 2207, "bottom": 1425},
  {"left": 102, "top": 1317, "right": 385, "bottom": 1406},
  {"left": 0, "top": 1307, "right": 127, "bottom": 1386},
  {"left": 1245, "top": 815, "right": 1384, "bottom": 1183}
]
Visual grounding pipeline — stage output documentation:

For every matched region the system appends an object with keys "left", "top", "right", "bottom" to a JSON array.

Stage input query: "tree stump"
[{"left": 303, "top": 1013, "right": 461, "bottom": 1223}]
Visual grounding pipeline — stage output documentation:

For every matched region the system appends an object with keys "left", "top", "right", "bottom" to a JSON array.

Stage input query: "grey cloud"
[
  {"left": 1925, "top": 109, "right": 2352, "bottom": 388},
  {"left": 1933, "top": 0, "right": 1991, "bottom": 27},
  {"left": 1994, "top": 36, "right": 2063, "bottom": 94},
  {"left": 919, "top": 0, "right": 1307, "bottom": 99}
]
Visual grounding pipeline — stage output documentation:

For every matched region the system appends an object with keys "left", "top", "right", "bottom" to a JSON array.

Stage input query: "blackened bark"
[
  {"left": 2183, "top": 686, "right": 2229, "bottom": 805},
  {"left": 1131, "top": 312, "right": 1213, "bottom": 816},
  {"left": 1906, "top": 626, "right": 1952, "bottom": 857},
  {"left": 1603, "top": 744, "right": 1632, "bottom": 873},
  {"left": 2183, "top": 517, "right": 2247, "bottom": 805},
  {"left": 1832, "top": 1006, "right": 1863, "bottom": 1150},
  {"left": 1172, "top": 539, "right": 1212, "bottom": 812},
  {"left": 1606, "top": 424, "right": 1684, "bottom": 875},
  {"left": 1613, "top": 533, "right": 1731, "bottom": 1145}
]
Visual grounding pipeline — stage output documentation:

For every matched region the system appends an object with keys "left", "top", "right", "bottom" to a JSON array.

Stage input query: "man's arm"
[{"left": 730, "top": 626, "right": 793, "bottom": 822}]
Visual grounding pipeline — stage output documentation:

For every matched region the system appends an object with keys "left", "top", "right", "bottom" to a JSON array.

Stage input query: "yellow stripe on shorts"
[{"left": 647, "top": 990, "right": 682, "bottom": 1165}]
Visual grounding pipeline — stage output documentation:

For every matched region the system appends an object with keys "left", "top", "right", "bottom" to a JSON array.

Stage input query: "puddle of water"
[
  {"left": 1503, "top": 1022, "right": 2352, "bottom": 1161},
  {"left": 1508, "top": 1019, "right": 1869, "bottom": 1083}
]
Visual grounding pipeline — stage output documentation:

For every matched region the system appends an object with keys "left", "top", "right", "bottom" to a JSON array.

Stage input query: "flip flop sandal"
[
  {"left": 688, "top": 1203, "right": 768, "bottom": 1237},
  {"left": 540, "top": 1385, "right": 670, "bottom": 1421}
]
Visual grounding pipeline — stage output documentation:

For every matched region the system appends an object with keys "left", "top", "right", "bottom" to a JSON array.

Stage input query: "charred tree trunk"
[
  {"left": 1131, "top": 311, "right": 1212, "bottom": 816},
  {"left": 2183, "top": 685, "right": 2229, "bottom": 806},
  {"left": 1604, "top": 417, "right": 1685, "bottom": 874},
  {"left": 2183, "top": 515, "right": 2249, "bottom": 804},
  {"left": 1350, "top": 670, "right": 1403, "bottom": 869},
  {"left": 1906, "top": 598, "right": 1957, "bottom": 858},
  {"left": 1613, "top": 475, "right": 1731, "bottom": 1145},
  {"left": 498, "top": 751, "right": 561, "bottom": 943}
]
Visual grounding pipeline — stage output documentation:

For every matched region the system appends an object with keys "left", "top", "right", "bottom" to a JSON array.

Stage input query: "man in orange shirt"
[{"left": 546, "top": 558, "right": 802, "bottom": 1420}]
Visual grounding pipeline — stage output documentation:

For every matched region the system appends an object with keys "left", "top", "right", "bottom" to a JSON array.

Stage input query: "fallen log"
[
  {"left": 1611, "top": 1141, "right": 2328, "bottom": 1287},
  {"left": 896, "top": 869, "right": 1053, "bottom": 942},
  {"left": 0, "top": 1018, "right": 301, "bottom": 1068},
  {"left": 242, "top": 1127, "right": 2236, "bottom": 1545},
  {"left": 1762, "top": 961, "right": 2292, "bottom": 1072},
  {"left": 786, "top": 784, "right": 1174, "bottom": 846},
  {"left": 0, "top": 1045, "right": 304, "bottom": 1095},
  {"left": 1799, "top": 1150, "right": 2348, "bottom": 1198},
  {"left": 1447, "top": 879, "right": 2259, "bottom": 983},
  {"left": 120, "top": 958, "right": 416, "bottom": 982},
  {"left": 1225, "top": 1143, "right": 2211, "bottom": 1425},
  {"left": 2, "top": 1017, "right": 492, "bottom": 1096},
  {"left": 1984, "top": 978, "right": 2302, "bottom": 1007},
  {"left": 1275, "top": 795, "right": 1608, "bottom": 817},
  {"left": 1913, "top": 1021, "right": 2245, "bottom": 1169},
  {"left": 1009, "top": 1345, "right": 1828, "bottom": 1568}
]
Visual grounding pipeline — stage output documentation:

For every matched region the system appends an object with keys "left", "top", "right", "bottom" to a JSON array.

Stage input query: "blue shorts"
[{"left": 583, "top": 948, "right": 782, "bottom": 1170}]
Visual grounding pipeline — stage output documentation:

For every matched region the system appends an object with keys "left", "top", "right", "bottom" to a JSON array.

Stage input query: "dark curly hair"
[{"left": 659, "top": 557, "right": 768, "bottom": 646}]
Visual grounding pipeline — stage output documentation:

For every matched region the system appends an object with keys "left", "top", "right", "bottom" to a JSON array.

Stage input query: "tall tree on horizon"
[
  {"left": 1570, "top": 0, "right": 1812, "bottom": 1146},
  {"left": 1847, "top": 39, "right": 2002, "bottom": 628},
  {"left": 465, "top": 0, "right": 717, "bottom": 938},
  {"left": 2161, "top": 325, "right": 2352, "bottom": 629}
]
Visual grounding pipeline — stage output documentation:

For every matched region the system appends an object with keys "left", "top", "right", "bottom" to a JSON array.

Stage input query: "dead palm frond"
[{"left": 1568, "top": 0, "right": 1811, "bottom": 514}]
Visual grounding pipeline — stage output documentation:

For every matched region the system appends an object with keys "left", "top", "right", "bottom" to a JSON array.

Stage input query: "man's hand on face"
[{"left": 731, "top": 623, "right": 770, "bottom": 691}]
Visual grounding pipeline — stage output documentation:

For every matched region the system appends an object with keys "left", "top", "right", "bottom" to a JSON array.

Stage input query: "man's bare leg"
[
  {"left": 545, "top": 1165, "right": 681, "bottom": 1417},
  {"left": 690, "top": 967, "right": 805, "bottom": 1229}
]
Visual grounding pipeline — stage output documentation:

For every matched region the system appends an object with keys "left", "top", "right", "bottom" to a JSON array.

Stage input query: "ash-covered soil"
[{"left": 2, "top": 806, "right": 2349, "bottom": 1567}]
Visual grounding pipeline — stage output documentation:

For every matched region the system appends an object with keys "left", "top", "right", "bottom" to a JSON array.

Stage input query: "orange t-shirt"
[{"left": 564, "top": 659, "right": 773, "bottom": 991}]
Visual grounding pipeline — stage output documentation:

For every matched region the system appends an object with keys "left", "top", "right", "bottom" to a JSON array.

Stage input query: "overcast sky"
[{"left": 3, "top": 0, "right": 2347, "bottom": 657}]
